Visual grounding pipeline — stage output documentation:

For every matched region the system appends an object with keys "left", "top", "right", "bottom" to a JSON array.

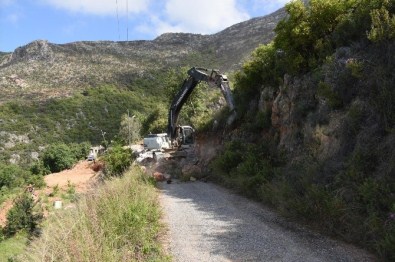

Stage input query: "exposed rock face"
[{"left": 10, "top": 40, "right": 54, "bottom": 63}]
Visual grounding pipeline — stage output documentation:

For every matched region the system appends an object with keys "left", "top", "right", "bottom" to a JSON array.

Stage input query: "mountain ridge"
[{"left": 0, "top": 8, "right": 286, "bottom": 103}]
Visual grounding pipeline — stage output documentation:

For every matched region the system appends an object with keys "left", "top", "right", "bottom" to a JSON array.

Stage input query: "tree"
[
  {"left": 42, "top": 143, "right": 75, "bottom": 173},
  {"left": 119, "top": 113, "right": 142, "bottom": 145},
  {"left": 368, "top": 0, "right": 395, "bottom": 42},
  {"left": 274, "top": 0, "right": 354, "bottom": 73},
  {"left": 69, "top": 141, "right": 92, "bottom": 160},
  {"left": 0, "top": 164, "right": 29, "bottom": 189},
  {"left": 103, "top": 144, "right": 133, "bottom": 176},
  {"left": 4, "top": 193, "right": 42, "bottom": 237}
]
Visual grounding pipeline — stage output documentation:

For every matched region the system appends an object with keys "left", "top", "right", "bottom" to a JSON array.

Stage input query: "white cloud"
[
  {"left": 42, "top": 0, "right": 151, "bottom": 16},
  {"left": 147, "top": 0, "right": 250, "bottom": 36}
]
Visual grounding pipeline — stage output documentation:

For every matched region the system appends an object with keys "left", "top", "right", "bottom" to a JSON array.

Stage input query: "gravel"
[{"left": 159, "top": 180, "right": 376, "bottom": 262}]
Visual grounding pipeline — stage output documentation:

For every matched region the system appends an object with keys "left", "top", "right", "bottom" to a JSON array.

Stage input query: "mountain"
[{"left": 0, "top": 8, "right": 286, "bottom": 104}]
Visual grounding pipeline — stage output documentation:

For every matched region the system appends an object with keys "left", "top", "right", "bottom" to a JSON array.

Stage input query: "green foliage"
[
  {"left": 372, "top": 74, "right": 395, "bottom": 130},
  {"left": 141, "top": 106, "right": 168, "bottom": 134},
  {"left": 211, "top": 140, "right": 280, "bottom": 197},
  {"left": 317, "top": 81, "right": 343, "bottom": 109},
  {"left": 211, "top": 141, "right": 244, "bottom": 174},
  {"left": 0, "top": 164, "right": 29, "bottom": 190},
  {"left": 42, "top": 143, "right": 75, "bottom": 173},
  {"left": 274, "top": 0, "right": 350, "bottom": 73},
  {"left": 0, "top": 85, "right": 163, "bottom": 169},
  {"left": 103, "top": 144, "right": 133, "bottom": 176},
  {"left": 0, "top": 232, "right": 28, "bottom": 262},
  {"left": 234, "top": 44, "right": 280, "bottom": 115},
  {"left": 29, "top": 161, "right": 50, "bottom": 177},
  {"left": 4, "top": 193, "right": 42, "bottom": 237},
  {"left": 226, "top": 0, "right": 395, "bottom": 260},
  {"left": 118, "top": 113, "right": 142, "bottom": 144},
  {"left": 69, "top": 142, "right": 91, "bottom": 161},
  {"left": 368, "top": 0, "right": 395, "bottom": 42}
]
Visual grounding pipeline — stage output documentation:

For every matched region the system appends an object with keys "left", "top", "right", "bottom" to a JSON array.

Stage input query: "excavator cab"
[{"left": 176, "top": 125, "right": 195, "bottom": 147}]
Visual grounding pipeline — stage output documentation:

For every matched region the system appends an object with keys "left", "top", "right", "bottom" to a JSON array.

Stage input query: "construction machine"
[{"left": 167, "top": 67, "right": 236, "bottom": 147}]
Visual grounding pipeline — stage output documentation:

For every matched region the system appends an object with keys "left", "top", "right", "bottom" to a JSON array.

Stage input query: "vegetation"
[
  {"left": 119, "top": 113, "right": 142, "bottom": 145},
  {"left": 42, "top": 143, "right": 81, "bottom": 173},
  {"left": 103, "top": 144, "right": 134, "bottom": 177},
  {"left": 17, "top": 166, "right": 167, "bottom": 262},
  {"left": 3, "top": 193, "right": 42, "bottom": 237},
  {"left": 0, "top": 86, "right": 164, "bottom": 167},
  {"left": 0, "top": 164, "right": 44, "bottom": 206},
  {"left": 211, "top": 0, "right": 395, "bottom": 260},
  {"left": 0, "top": 232, "right": 28, "bottom": 261}
]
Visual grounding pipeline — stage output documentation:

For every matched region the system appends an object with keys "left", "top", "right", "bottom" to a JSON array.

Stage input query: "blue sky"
[{"left": 0, "top": 0, "right": 289, "bottom": 52}]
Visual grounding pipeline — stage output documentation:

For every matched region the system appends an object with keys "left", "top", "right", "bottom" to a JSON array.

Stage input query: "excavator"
[{"left": 167, "top": 67, "right": 236, "bottom": 147}]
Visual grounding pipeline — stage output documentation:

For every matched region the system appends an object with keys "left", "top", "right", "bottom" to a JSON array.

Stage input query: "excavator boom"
[{"left": 167, "top": 67, "right": 236, "bottom": 145}]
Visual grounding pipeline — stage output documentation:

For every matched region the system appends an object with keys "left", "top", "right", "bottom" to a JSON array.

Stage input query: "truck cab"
[{"left": 143, "top": 133, "right": 171, "bottom": 151}]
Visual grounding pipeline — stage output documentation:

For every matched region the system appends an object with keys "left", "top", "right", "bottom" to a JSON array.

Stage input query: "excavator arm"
[{"left": 167, "top": 67, "right": 236, "bottom": 144}]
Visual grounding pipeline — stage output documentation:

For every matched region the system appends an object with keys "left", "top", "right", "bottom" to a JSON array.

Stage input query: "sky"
[{"left": 0, "top": 0, "right": 290, "bottom": 52}]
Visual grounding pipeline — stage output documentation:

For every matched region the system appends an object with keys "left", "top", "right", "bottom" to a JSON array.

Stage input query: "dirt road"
[{"left": 159, "top": 180, "right": 376, "bottom": 262}]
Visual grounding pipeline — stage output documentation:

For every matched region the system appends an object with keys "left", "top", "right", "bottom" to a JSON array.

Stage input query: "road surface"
[{"left": 159, "top": 180, "right": 376, "bottom": 262}]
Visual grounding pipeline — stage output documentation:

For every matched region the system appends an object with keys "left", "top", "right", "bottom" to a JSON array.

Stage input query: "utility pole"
[
  {"left": 101, "top": 129, "right": 107, "bottom": 147},
  {"left": 127, "top": 109, "right": 131, "bottom": 146},
  {"left": 126, "top": 0, "right": 129, "bottom": 41}
]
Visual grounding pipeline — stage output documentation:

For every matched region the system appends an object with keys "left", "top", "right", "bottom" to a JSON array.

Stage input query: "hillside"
[
  {"left": 0, "top": 8, "right": 287, "bottom": 170},
  {"left": 0, "top": 8, "right": 286, "bottom": 104},
  {"left": 205, "top": 0, "right": 395, "bottom": 260}
]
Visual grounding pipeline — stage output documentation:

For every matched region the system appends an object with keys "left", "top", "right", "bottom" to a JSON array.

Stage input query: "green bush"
[
  {"left": 42, "top": 143, "right": 75, "bottom": 173},
  {"left": 4, "top": 193, "right": 42, "bottom": 237},
  {"left": 234, "top": 43, "right": 280, "bottom": 115},
  {"left": 69, "top": 142, "right": 91, "bottom": 161},
  {"left": 29, "top": 161, "right": 50, "bottom": 177},
  {"left": 103, "top": 144, "right": 133, "bottom": 176},
  {"left": 0, "top": 164, "right": 29, "bottom": 190},
  {"left": 317, "top": 81, "right": 343, "bottom": 109},
  {"left": 368, "top": 0, "right": 395, "bottom": 42}
]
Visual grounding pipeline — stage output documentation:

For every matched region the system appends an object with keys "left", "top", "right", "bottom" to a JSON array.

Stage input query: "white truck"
[{"left": 143, "top": 133, "right": 171, "bottom": 151}]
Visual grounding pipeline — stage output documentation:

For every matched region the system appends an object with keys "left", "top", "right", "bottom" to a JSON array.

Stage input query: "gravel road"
[{"left": 159, "top": 180, "right": 376, "bottom": 262}]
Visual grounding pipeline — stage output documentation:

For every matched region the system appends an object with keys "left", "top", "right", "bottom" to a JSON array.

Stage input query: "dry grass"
[{"left": 17, "top": 166, "right": 168, "bottom": 262}]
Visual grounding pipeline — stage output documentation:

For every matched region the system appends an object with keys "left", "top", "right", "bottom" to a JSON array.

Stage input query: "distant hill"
[{"left": 0, "top": 8, "right": 286, "bottom": 103}]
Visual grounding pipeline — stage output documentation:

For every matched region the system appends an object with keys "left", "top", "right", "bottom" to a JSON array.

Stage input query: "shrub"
[
  {"left": 69, "top": 142, "right": 91, "bottom": 160},
  {"left": 29, "top": 161, "right": 50, "bottom": 177},
  {"left": 0, "top": 164, "right": 30, "bottom": 190},
  {"left": 4, "top": 193, "right": 42, "bottom": 237},
  {"left": 211, "top": 141, "right": 244, "bottom": 175},
  {"left": 368, "top": 1, "right": 395, "bottom": 42},
  {"left": 42, "top": 143, "right": 75, "bottom": 173},
  {"left": 103, "top": 144, "right": 133, "bottom": 176},
  {"left": 317, "top": 81, "right": 343, "bottom": 109}
]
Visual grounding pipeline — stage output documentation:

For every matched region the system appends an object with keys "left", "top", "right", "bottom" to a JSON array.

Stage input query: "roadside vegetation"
[
  {"left": 211, "top": 0, "right": 395, "bottom": 260},
  {"left": 16, "top": 165, "right": 166, "bottom": 261},
  {"left": 2, "top": 144, "right": 167, "bottom": 261}
]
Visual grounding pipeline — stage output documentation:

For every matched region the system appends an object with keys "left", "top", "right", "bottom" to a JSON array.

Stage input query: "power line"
[
  {"left": 126, "top": 0, "right": 129, "bottom": 41},
  {"left": 115, "top": 0, "right": 120, "bottom": 40}
]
